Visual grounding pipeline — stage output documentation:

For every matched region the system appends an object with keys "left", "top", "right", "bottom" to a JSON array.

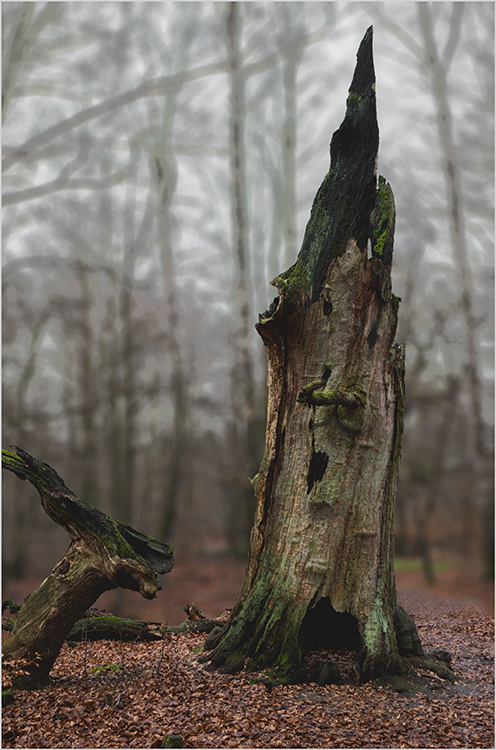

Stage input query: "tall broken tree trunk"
[
  {"left": 2, "top": 447, "right": 174, "bottom": 687},
  {"left": 203, "top": 27, "right": 421, "bottom": 684}
]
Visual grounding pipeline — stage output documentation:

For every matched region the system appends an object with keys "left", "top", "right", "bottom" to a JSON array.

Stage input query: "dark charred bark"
[{"left": 1, "top": 446, "right": 173, "bottom": 686}]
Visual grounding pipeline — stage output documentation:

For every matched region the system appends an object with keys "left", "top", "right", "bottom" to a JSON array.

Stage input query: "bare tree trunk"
[
  {"left": 416, "top": 3, "right": 492, "bottom": 578},
  {"left": 203, "top": 28, "right": 430, "bottom": 683},
  {"left": 101, "top": 296, "right": 126, "bottom": 521},
  {"left": 225, "top": 2, "right": 259, "bottom": 552},
  {"left": 119, "top": 272, "right": 137, "bottom": 524},
  {"left": 280, "top": 7, "right": 302, "bottom": 269},
  {"left": 51, "top": 269, "right": 101, "bottom": 508},
  {"left": 153, "top": 114, "right": 188, "bottom": 541},
  {"left": 2, "top": 3, "right": 36, "bottom": 118},
  {"left": 226, "top": 0, "right": 256, "bottom": 457},
  {"left": 414, "top": 376, "right": 460, "bottom": 584},
  {"left": 146, "top": 21, "right": 198, "bottom": 539},
  {"left": 75, "top": 268, "right": 101, "bottom": 508},
  {"left": 4, "top": 310, "right": 49, "bottom": 578}
]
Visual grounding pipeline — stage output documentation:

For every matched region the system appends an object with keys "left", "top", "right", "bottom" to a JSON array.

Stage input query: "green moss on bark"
[
  {"left": 371, "top": 176, "right": 395, "bottom": 267},
  {"left": 272, "top": 261, "right": 311, "bottom": 305}
]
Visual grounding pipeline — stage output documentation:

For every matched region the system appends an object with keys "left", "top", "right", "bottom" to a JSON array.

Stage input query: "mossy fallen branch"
[
  {"left": 67, "top": 616, "right": 163, "bottom": 642},
  {"left": 2, "top": 446, "right": 174, "bottom": 687}
]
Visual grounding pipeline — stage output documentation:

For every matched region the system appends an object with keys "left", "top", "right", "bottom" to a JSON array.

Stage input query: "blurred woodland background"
[{"left": 2, "top": 3, "right": 494, "bottom": 610}]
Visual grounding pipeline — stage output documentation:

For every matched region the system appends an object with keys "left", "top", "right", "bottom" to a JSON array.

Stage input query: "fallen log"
[
  {"left": 3, "top": 600, "right": 228, "bottom": 643},
  {"left": 67, "top": 604, "right": 226, "bottom": 640},
  {"left": 67, "top": 615, "right": 163, "bottom": 642}
]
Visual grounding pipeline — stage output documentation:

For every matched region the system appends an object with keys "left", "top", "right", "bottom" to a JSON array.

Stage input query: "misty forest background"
[{"left": 2, "top": 2, "right": 494, "bottom": 608}]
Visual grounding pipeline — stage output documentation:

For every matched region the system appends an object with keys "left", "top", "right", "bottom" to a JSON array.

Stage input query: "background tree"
[{"left": 365, "top": 1, "right": 494, "bottom": 578}]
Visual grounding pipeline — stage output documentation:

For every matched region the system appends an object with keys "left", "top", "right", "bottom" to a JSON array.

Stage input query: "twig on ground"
[
  {"left": 157, "top": 633, "right": 167, "bottom": 677},
  {"left": 83, "top": 618, "right": 88, "bottom": 678}
]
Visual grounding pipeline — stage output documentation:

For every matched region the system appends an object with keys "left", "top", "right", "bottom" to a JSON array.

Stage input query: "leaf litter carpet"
[{"left": 2, "top": 590, "right": 493, "bottom": 749}]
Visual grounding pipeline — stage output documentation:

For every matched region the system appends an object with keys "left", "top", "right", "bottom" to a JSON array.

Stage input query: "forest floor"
[{"left": 2, "top": 558, "right": 494, "bottom": 749}]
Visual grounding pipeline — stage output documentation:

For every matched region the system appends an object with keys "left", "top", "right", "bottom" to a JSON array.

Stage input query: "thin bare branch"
[
  {"left": 2, "top": 61, "right": 229, "bottom": 169},
  {"left": 3, "top": 165, "right": 135, "bottom": 206},
  {"left": 363, "top": 3, "right": 423, "bottom": 60}
]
